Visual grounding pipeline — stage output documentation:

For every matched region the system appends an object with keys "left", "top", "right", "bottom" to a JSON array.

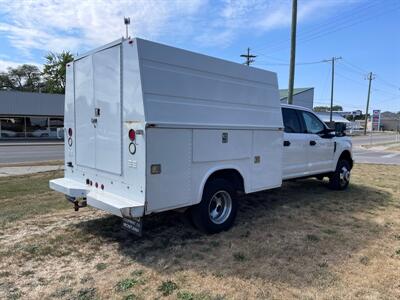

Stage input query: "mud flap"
[{"left": 121, "top": 218, "right": 142, "bottom": 236}]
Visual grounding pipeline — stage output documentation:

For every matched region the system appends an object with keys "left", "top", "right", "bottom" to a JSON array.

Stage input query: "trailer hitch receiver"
[{"left": 66, "top": 196, "right": 87, "bottom": 211}]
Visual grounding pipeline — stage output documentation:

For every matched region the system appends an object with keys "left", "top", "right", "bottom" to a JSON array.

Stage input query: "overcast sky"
[{"left": 0, "top": 0, "right": 399, "bottom": 112}]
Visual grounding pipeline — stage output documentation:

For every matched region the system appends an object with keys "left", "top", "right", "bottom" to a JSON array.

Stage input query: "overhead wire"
[
  {"left": 254, "top": 1, "right": 400, "bottom": 55},
  {"left": 253, "top": 1, "right": 382, "bottom": 53}
]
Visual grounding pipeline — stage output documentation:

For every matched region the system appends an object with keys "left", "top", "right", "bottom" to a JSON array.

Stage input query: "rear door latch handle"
[
  {"left": 91, "top": 118, "right": 98, "bottom": 128},
  {"left": 310, "top": 140, "right": 316, "bottom": 146},
  {"left": 283, "top": 140, "right": 291, "bottom": 147}
]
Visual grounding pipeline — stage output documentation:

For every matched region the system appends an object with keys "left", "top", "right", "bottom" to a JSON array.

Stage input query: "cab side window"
[
  {"left": 301, "top": 111, "right": 325, "bottom": 134},
  {"left": 282, "top": 108, "right": 302, "bottom": 133}
]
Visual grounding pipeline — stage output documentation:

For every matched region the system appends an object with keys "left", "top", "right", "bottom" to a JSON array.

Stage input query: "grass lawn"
[{"left": 0, "top": 164, "right": 399, "bottom": 299}]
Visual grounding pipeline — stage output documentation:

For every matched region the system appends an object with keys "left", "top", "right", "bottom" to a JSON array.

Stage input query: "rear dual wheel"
[{"left": 191, "top": 178, "right": 238, "bottom": 234}]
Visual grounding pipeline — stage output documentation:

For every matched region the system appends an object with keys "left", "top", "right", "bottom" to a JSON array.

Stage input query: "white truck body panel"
[
  {"left": 281, "top": 104, "right": 352, "bottom": 180},
  {"left": 50, "top": 38, "right": 284, "bottom": 218}
]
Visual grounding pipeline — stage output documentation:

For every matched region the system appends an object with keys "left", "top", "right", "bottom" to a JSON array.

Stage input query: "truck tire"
[
  {"left": 329, "top": 159, "right": 351, "bottom": 190},
  {"left": 191, "top": 178, "right": 238, "bottom": 234}
]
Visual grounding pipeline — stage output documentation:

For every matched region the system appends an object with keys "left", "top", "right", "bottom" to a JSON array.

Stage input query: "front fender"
[{"left": 332, "top": 137, "right": 353, "bottom": 169}]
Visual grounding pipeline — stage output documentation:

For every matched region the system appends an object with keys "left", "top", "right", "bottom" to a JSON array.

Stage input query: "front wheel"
[
  {"left": 329, "top": 159, "right": 351, "bottom": 190},
  {"left": 191, "top": 178, "right": 238, "bottom": 234}
]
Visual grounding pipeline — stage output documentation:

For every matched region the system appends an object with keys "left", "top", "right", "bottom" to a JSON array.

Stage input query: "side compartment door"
[
  {"left": 282, "top": 108, "right": 308, "bottom": 179},
  {"left": 298, "top": 110, "right": 335, "bottom": 173},
  {"left": 145, "top": 128, "right": 192, "bottom": 212},
  {"left": 75, "top": 56, "right": 95, "bottom": 169},
  {"left": 93, "top": 45, "right": 122, "bottom": 175}
]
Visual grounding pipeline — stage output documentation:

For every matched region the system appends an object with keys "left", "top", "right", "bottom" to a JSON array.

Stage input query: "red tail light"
[
  {"left": 128, "top": 129, "right": 136, "bottom": 141},
  {"left": 68, "top": 128, "right": 73, "bottom": 137}
]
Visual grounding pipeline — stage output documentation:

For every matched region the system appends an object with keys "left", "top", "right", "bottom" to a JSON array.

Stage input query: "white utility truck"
[{"left": 50, "top": 38, "right": 353, "bottom": 235}]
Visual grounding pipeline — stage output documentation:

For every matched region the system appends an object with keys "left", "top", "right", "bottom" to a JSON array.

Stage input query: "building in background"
[
  {"left": 381, "top": 118, "right": 400, "bottom": 132},
  {"left": 0, "top": 91, "right": 64, "bottom": 139},
  {"left": 279, "top": 87, "right": 314, "bottom": 109},
  {"left": 315, "top": 111, "right": 350, "bottom": 133},
  {"left": 335, "top": 110, "right": 362, "bottom": 118}
]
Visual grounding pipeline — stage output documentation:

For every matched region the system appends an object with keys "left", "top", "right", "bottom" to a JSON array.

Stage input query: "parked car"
[
  {"left": 50, "top": 38, "right": 353, "bottom": 235},
  {"left": 0, "top": 130, "right": 18, "bottom": 138}
]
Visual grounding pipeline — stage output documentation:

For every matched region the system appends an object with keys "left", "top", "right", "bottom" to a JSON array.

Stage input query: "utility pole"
[
  {"left": 287, "top": 0, "right": 297, "bottom": 105},
  {"left": 124, "top": 17, "right": 130, "bottom": 39},
  {"left": 323, "top": 56, "right": 342, "bottom": 127},
  {"left": 240, "top": 48, "right": 256, "bottom": 66},
  {"left": 364, "top": 72, "right": 375, "bottom": 135}
]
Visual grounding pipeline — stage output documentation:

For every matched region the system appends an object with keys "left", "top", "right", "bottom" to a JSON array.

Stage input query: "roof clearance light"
[
  {"left": 68, "top": 128, "right": 73, "bottom": 137},
  {"left": 128, "top": 129, "right": 136, "bottom": 141}
]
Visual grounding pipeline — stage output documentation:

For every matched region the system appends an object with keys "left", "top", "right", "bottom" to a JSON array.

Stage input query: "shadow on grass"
[{"left": 78, "top": 179, "right": 393, "bottom": 287}]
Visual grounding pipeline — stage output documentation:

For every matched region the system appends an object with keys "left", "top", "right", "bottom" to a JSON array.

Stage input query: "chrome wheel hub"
[
  {"left": 339, "top": 166, "right": 350, "bottom": 185},
  {"left": 208, "top": 190, "right": 232, "bottom": 224}
]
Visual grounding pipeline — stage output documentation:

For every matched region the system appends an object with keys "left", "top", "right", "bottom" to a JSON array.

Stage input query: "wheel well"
[
  {"left": 205, "top": 169, "right": 245, "bottom": 193},
  {"left": 339, "top": 150, "right": 353, "bottom": 169}
]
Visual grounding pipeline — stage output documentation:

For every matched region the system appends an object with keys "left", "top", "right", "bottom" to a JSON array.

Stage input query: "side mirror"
[
  {"left": 334, "top": 123, "right": 347, "bottom": 137},
  {"left": 319, "top": 128, "right": 335, "bottom": 138}
]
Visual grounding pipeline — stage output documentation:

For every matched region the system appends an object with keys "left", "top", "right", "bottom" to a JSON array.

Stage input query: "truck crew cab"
[
  {"left": 50, "top": 38, "right": 353, "bottom": 235},
  {"left": 281, "top": 104, "right": 353, "bottom": 189}
]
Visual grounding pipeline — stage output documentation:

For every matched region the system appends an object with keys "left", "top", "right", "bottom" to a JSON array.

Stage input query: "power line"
[
  {"left": 340, "top": 59, "right": 400, "bottom": 92},
  {"left": 253, "top": 1, "right": 382, "bottom": 52},
  {"left": 240, "top": 48, "right": 256, "bottom": 66},
  {"left": 255, "top": 2, "right": 400, "bottom": 55},
  {"left": 335, "top": 70, "right": 400, "bottom": 104},
  {"left": 378, "top": 96, "right": 400, "bottom": 103},
  {"left": 375, "top": 76, "right": 400, "bottom": 90},
  {"left": 255, "top": 59, "right": 325, "bottom": 66},
  {"left": 335, "top": 71, "right": 366, "bottom": 86},
  {"left": 341, "top": 59, "right": 367, "bottom": 75},
  {"left": 275, "top": 3, "right": 399, "bottom": 54}
]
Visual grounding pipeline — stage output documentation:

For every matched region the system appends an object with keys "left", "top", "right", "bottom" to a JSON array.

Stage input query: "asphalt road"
[
  {"left": 350, "top": 133, "right": 400, "bottom": 165},
  {"left": 0, "top": 144, "right": 64, "bottom": 164},
  {"left": 353, "top": 147, "right": 400, "bottom": 165},
  {"left": 352, "top": 133, "right": 400, "bottom": 147}
]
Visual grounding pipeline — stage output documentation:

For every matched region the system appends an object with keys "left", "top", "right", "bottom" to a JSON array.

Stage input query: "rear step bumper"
[{"left": 49, "top": 178, "right": 144, "bottom": 218}]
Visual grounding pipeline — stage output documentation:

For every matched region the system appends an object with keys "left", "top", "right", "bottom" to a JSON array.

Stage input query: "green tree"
[
  {"left": 0, "top": 64, "right": 42, "bottom": 92},
  {"left": 42, "top": 51, "right": 74, "bottom": 94},
  {"left": 313, "top": 105, "right": 343, "bottom": 112}
]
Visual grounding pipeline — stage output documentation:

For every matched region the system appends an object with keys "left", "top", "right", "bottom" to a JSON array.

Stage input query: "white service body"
[{"left": 50, "top": 38, "right": 285, "bottom": 219}]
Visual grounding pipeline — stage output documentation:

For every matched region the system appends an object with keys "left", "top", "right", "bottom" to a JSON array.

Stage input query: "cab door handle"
[
  {"left": 283, "top": 140, "right": 291, "bottom": 147},
  {"left": 309, "top": 140, "right": 316, "bottom": 146}
]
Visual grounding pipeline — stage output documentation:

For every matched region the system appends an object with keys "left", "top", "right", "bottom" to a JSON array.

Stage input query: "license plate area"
[{"left": 121, "top": 218, "right": 142, "bottom": 236}]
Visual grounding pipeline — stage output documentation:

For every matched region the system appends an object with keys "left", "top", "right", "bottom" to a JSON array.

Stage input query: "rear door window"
[
  {"left": 300, "top": 111, "right": 325, "bottom": 134},
  {"left": 282, "top": 108, "right": 302, "bottom": 133}
]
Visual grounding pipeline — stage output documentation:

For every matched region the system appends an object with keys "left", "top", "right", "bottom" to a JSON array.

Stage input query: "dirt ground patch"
[
  {"left": 387, "top": 144, "right": 400, "bottom": 152},
  {"left": 0, "top": 165, "right": 399, "bottom": 299},
  {"left": 362, "top": 142, "right": 400, "bottom": 150}
]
